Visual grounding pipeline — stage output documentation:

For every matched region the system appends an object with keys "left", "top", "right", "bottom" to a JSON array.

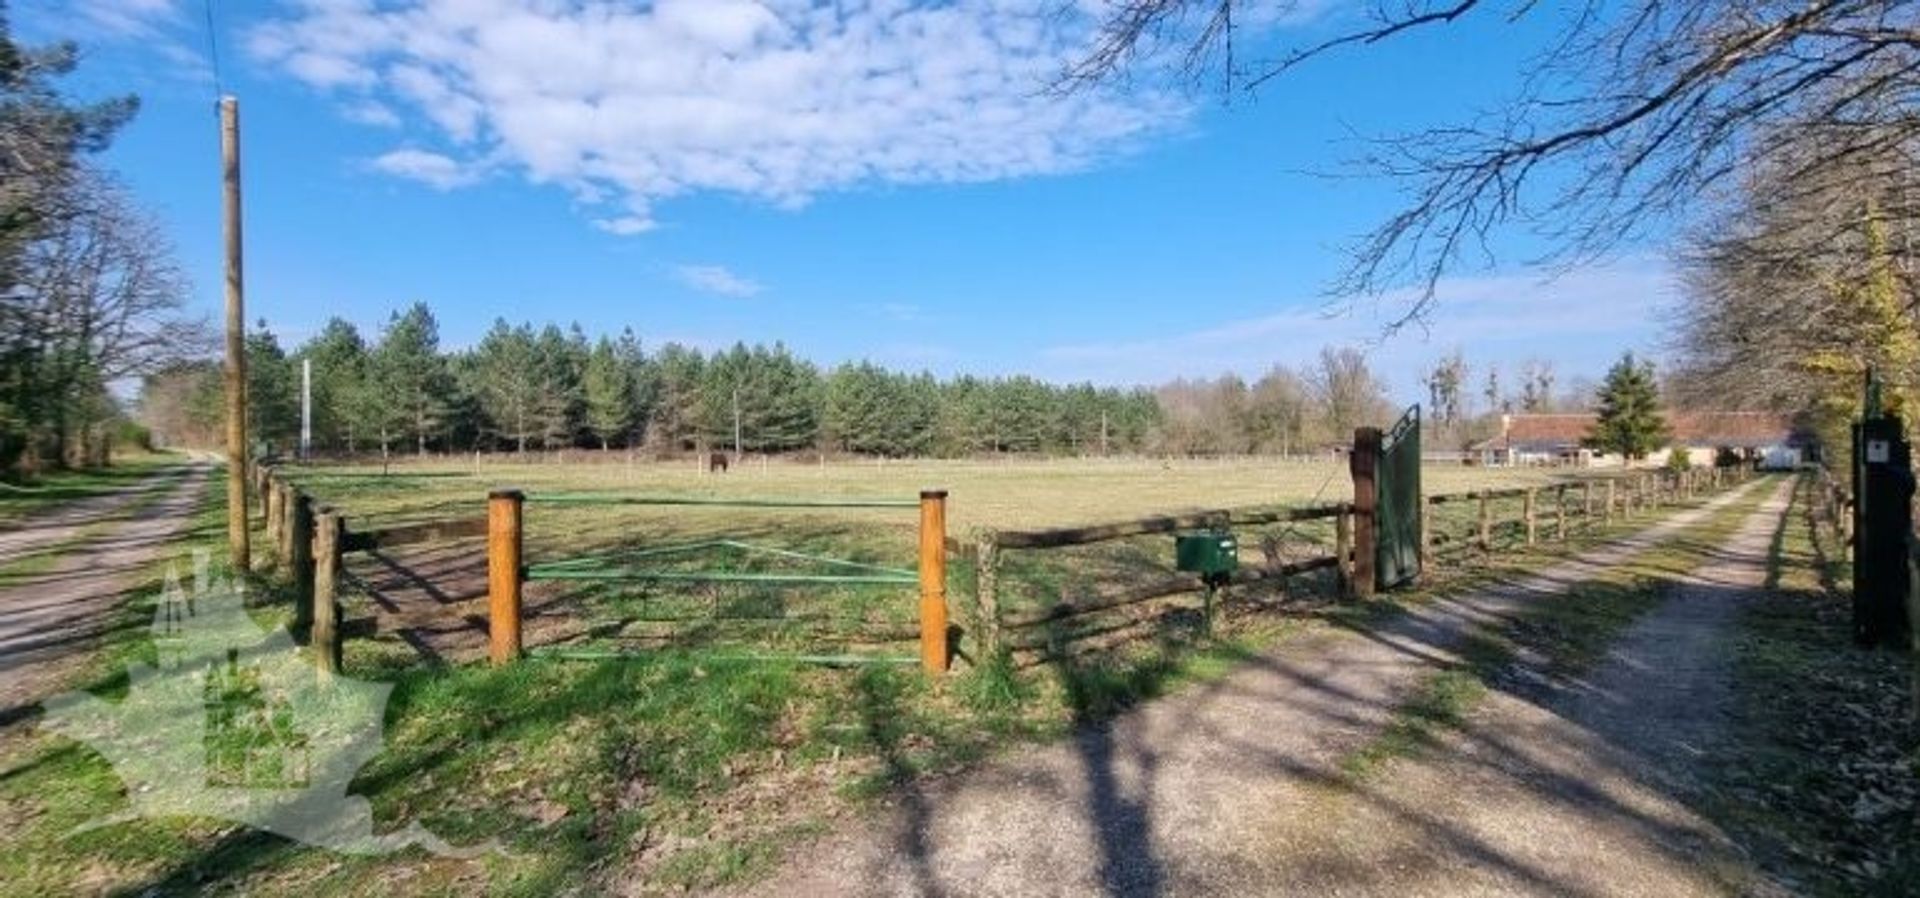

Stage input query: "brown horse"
[{"left": 708, "top": 451, "right": 730, "bottom": 473}]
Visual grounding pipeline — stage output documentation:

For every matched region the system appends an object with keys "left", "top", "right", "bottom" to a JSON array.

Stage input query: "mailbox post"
[{"left": 1176, "top": 530, "right": 1237, "bottom": 634}]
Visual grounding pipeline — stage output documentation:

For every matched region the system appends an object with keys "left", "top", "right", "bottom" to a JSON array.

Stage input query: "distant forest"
[{"left": 133, "top": 303, "right": 1512, "bottom": 459}]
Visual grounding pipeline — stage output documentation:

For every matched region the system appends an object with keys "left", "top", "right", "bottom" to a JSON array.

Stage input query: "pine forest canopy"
[{"left": 137, "top": 306, "right": 1444, "bottom": 460}]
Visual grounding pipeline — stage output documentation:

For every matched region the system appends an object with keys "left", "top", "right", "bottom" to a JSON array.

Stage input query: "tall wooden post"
[
  {"left": 1523, "top": 488, "right": 1538, "bottom": 545},
  {"left": 488, "top": 489, "right": 525, "bottom": 666},
  {"left": 919, "top": 490, "right": 949, "bottom": 673},
  {"left": 1350, "top": 428, "right": 1381, "bottom": 599},
  {"left": 1605, "top": 479, "right": 1617, "bottom": 523},
  {"left": 221, "top": 97, "right": 250, "bottom": 571},
  {"left": 1477, "top": 490, "right": 1493, "bottom": 552},
  {"left": 1335, "top": 506, "right": 1354, "bottom": 599},
  {"left": 1583, "top": 481, "right": 1594, "bottom": 520},
  {"left": 312, "top": 508, "right": 342, "bottom": 677},
  {"left": 289, "top": 492, "right": 314, "bottom": 636}
]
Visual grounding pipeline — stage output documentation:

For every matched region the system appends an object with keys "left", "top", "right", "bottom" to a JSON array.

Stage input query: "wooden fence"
[
  {"left": 251, "top": 460, "right": 1749, "bottom": 677},
  {"left": 967, "top": 464, "right": 1750, "bottom": 663},
  {"left": 253, "top": 464, "right": 486, "bottom": 675}
]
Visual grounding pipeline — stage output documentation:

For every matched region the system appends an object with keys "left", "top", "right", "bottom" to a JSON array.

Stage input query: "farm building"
[{"left": 1474, "top": 411, "right": 1812, "bottom": 468}]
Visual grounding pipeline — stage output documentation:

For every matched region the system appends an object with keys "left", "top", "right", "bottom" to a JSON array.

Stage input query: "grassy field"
[
  {"left": 277, "top": 455, "right": 1620, "bottom": 662},
  {"left": 284, "top": 454, "right": 1589, "bottom": 532},
  {"left": 0, "top": 454, "right": 1704, "bottom": 897}
]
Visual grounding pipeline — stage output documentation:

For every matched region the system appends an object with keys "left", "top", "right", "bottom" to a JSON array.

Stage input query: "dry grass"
[{"left": 288, "top": 454, "right": 1589, "bottom": 533}]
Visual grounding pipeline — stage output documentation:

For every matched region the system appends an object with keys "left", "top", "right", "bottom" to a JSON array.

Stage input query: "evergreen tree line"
[{"left": 138, "top": 304, "right": 1404, "bottom": 459}]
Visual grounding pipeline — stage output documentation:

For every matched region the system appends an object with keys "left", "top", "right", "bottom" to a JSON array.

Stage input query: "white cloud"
[
  {"left": 370, "top": 149, "right": 481, "bottom": 189},
  {"left": 674, "top": 264, "right": 763, "bottom": 298},
  {"left": 248, "top": 0, "right": 1192, "bottom": 231},
  {"left": 71, "top": 0, "right": 176, "bottom": 37},
  {"left": 1037, "top": 260, "right": 1680, "bottom": 394},
  {"left": 593, "top": 216, "right": 657, "bottom": 237},
  {"left": 341, "top": 101, "right": 401, "bottom": 128}
]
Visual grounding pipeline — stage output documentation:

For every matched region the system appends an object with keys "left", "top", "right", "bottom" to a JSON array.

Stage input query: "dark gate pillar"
[{"left": 1854, "top": 415, "right": 1913, "bottom": 648}]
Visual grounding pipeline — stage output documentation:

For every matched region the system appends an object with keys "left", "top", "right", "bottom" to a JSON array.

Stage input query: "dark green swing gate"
[{"left": 1375, "top": 405, "right": 1423, "bottom": 590}]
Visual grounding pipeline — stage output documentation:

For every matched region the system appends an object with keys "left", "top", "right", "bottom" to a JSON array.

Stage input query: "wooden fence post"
[
  {"left": 1605, "top": 479, "right": 1617, "bottom": 523},
  {"left": 1418, "top": 497, "right": 1433, "bottom": 571},
  {"left": 265, "top": 475, "right": 283, "bottom": 552},
  {"left": 1583, "top": 480, "right": 1594, "bottom": 520},
  {"left": 1555, "top": 485, "right": 1568, "bottom": 541},
  {"left": 1335, "top": 506, "right": 1354, "bottom": 599},
  {"left": 256, "top": 466, "right": 270, "bottom": 522},
  {"left": 973, "top": 531, "right": 1001, "bottom": 659},
  {"left": 488, "top": 489, "right": 525, "bottom": 666},
  {"left": 290, "top": 491, "right": 314, "bottom": 636},
  {"left": 1477, "top": 490, "right": 1492, "bottom": 552},
  {"left": 276, "top": 479, "right": 295, "bottom": 567},
  {"left": 1523, "top": 488, "right": 1538, "bottom": 546},
  {"left": 919, "top": 490, "right": 950, "bottom": 673},
  {"left": 312, "top": 508, "right": 342, "bottom": 677},
  {"left": 1350, "top": 428, "right": 1381, "bottom": 599}
]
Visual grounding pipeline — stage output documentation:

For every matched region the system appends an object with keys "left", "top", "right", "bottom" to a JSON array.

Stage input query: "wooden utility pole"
[{"left": 221, "top": 96, "right": 250, "bottom": 571}]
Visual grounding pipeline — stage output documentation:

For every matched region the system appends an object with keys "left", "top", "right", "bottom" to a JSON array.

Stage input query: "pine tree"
[
  {"left": 1585, "top": 352, "right": 1669, "bottom": 460},
  {"left": 372, "top": 303, "right": 448, "bottom": 456},
  {"left": 244, "top": 320, "right": 298, "bottom": 453},
  {"left": 297, "top": 318, "right": 369, "bottom": 452},
  {"left": 582, "top": 336, "right": 636, "bottom": 449}
]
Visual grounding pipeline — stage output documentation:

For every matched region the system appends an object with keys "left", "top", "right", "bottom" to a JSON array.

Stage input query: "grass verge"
[{"left": 1699, "top": 474, "right": 1917, "bottom": 896}]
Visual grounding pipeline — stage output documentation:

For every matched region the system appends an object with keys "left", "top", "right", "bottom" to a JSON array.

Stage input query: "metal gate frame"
[{"left": 1376, "top": 405, "right": 1423, "bottom": 590}]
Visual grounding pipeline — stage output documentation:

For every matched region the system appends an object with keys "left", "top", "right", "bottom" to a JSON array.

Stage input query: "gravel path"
[
  {"left": 0, "top": 459, "right": 198, "bottom": 566},
  {"left": 0, "top": 456, "right": 213, "bottom": 725},
  {"left": 726, "top": 479, "right": 1778, "bottom": 897}
]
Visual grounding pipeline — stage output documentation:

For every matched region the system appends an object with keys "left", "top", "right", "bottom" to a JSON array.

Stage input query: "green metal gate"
[{"left": 1376, "top": 405, "right": 1423, "bottom": 590}]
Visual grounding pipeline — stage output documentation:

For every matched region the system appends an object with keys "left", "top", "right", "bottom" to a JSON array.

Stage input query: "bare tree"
[
  {"left": 6, "top": 174, "right": 202, "bottom": 467},
  {"left": 1064, "top": 1, "right": 1920, "bottom": 325}
]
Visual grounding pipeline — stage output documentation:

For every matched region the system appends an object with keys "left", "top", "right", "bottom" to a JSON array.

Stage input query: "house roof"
[{"left": 1473, "top": 411, "right": 1809, "bottom": 453}]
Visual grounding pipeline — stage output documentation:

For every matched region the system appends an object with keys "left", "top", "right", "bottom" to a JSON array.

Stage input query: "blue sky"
[{"left": 17, "top": 0, "right": 1675, "bottom": 406}]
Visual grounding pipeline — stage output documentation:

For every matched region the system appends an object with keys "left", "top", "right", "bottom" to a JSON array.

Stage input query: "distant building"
[{"left": 1472, "top": 411, "right": 1812, "bottom": 468}]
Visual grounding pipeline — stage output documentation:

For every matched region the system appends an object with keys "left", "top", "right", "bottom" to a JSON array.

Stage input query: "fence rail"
[
  {"left": 968, "top": 464, "right": 1748, "bottom": 661},
  {"left": 253, "top": 458, "right": 1751, "bottom": 679}
]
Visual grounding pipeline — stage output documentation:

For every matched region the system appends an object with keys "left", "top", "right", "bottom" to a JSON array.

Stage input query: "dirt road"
[
  {"left": 0, "top": 456, "right": 213, "bottom": 724},
  {"left": 730, "top": 478, "right": 1788, "bottom": 897}
]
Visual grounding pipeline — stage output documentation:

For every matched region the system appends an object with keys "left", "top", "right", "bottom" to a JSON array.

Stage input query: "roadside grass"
[
  {"left": 0, "top": 451, "right": 182, "bottom": 527},
  {"left": 0, "top": 463, "right": 236, "bottom": 896},
  {"left": 0, "top": 462, "right": 1747, "bottom": 896},
  {"left": 1335, "top": 477, "right": 1777, "bottom": 782},
  {"left": 1703, "top": 474, "right": 1917, "bottom": 897}
]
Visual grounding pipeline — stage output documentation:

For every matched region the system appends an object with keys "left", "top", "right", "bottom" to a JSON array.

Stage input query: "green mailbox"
[{"left": 1175, "top": 531, "right": 1238, "bottom": 578}]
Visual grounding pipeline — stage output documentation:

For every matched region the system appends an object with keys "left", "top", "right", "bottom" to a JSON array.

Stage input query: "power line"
[{"left": 201, "top": 0, "right": 225, "bottom": 99}]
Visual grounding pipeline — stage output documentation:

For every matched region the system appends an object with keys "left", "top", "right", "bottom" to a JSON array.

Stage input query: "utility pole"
[
  {"left": 300, "top": 357, "right": 312, "bottom": 461},
  {"left": 732, "top": 387, "right": 742, "bottom": 461},
  {"left": 221, "top": 96, "right": 250, "bottom": 570}
]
